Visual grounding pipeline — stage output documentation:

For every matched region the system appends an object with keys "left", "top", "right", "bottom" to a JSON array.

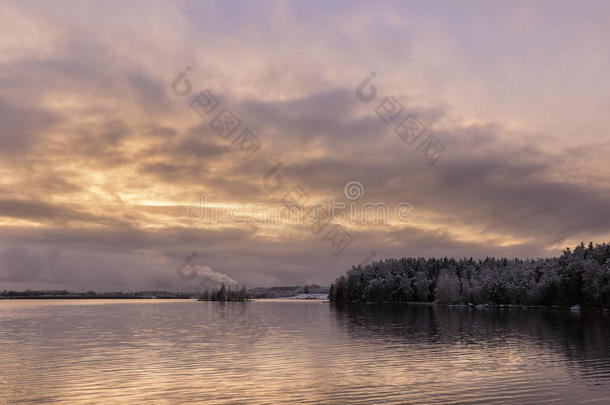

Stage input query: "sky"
[{"left": 1, "top": 0, "right": 610, "bottom": 291}]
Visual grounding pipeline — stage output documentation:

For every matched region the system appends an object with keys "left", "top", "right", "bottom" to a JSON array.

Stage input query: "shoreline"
[
  {"left": 0, "top": 295, "right": 193, "bottom": 300},
  {"left": 329, "top": 301, "right": 610, "bottom": 312}
]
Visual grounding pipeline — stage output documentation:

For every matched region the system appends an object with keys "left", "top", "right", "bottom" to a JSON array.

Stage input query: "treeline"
[
  {"left": 329, "top": 242, "right": 610, "bottom": 309},
  {"left": 0, "top": 290, "right": 192, "bottom": 299},
  {"left": 248, "top": 284, "right": 328, "bottom": 299},
  {"left": 199, "top": 284, "right": 249, "bottom": 301}
]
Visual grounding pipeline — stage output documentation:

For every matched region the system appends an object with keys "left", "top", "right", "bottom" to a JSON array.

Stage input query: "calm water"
[{"left": 1, "top": 300, "right": 610, "bottom": 404}]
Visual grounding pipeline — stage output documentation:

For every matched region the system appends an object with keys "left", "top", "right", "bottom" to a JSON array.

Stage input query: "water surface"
[{"left": 1, "top": 299, "right": 609, "bottom": 404}]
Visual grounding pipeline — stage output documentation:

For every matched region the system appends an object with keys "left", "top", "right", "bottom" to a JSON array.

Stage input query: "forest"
[{"left": 329, "top": 242, "right": 610, "bottom": 309}]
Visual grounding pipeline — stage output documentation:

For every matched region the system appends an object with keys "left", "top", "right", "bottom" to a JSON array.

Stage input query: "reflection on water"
[{"left": 1, "top": 300, "right": 609, "bottom": 404}]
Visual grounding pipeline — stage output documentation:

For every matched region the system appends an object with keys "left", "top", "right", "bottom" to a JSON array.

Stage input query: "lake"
[{"left": 1, "top": 299, "right": 609, "bottom": 404}]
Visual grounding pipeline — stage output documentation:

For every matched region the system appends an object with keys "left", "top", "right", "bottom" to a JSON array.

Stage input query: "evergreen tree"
[{"left": 328, "top": 242, "right": 610, "bottom": 308}]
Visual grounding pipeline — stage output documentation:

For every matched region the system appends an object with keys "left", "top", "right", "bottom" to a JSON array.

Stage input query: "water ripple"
[{"left": 1, "top": 300, "right": 609, "bottom": 404}]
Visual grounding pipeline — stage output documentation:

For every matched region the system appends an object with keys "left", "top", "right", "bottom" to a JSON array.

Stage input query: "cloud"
[
  {"left": 0, "top": 98, "right": 60, "bottom": 156},
  {"left": 0, "top": 0, "right": 609, "bottom": 290}
]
